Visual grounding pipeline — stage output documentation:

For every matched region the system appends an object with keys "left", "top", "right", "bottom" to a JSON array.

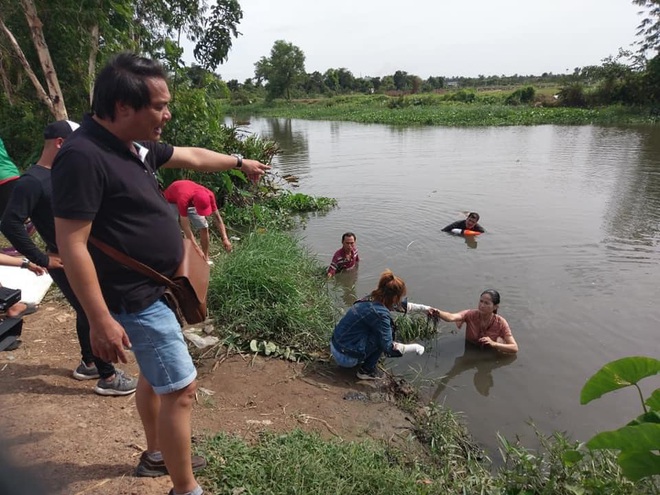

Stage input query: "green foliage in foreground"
[
  {"left": 497, "top": 430, "right": 650, "bottom": 495},
  {"left": 577, "top": 356, "right": 660, "bottom": 482},
  {"left": 196, "top": 405, "right": 655, "bottom": 495},
  {"left": 233, "top": 95, "right": 656, "bottom": 126},
  {"left": 207, "top": 230, "right": 336, "bottom": 354},
  {"left": 200, "top": 430, "right": 440, "bottom": 495}
]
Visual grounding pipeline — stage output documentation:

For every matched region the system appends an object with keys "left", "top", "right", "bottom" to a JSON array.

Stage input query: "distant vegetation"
[
  {"left": 228, "top": 93, "right": 655, "bottom": 127},
  {"left": 222, "top": 47, "right": 660, "bottom": 127}
]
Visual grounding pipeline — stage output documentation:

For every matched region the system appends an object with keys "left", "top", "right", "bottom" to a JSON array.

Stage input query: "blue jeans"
[
  {"left": 330, "top": 341, "right": 381, "bottom": 371},
  {"left": 112, "top": 298, "right": 196, "bottom": 394}
]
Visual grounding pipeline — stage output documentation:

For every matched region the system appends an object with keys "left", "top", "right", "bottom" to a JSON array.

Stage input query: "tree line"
[{"left": 1, "top": 0, "right": 660, "bottom": 164}]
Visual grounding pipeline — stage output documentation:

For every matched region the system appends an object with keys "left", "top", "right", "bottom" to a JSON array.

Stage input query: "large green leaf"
[
  {"left": 618, "top": 450, "right": 660, "bottom": 481},
  {"left": 647, "top": 389, "right": 660, "bottom": 411},
  {"left": 627, "top": 410, "right": 660, "bottom": 426},
  {"left": 586, "top": 423, "right": 660, "bottom": 451},
  {"left": 580, "top": 356, "right": 660, "bottom": 404}
]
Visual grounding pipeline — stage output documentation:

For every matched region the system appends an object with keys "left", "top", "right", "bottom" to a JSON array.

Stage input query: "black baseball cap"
[{"left": 43, "top": 120, "right": 79, "bottom": 140}]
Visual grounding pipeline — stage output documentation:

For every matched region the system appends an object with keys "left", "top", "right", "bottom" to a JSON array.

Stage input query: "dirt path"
[{"left": 0, "top": 300, "right": 412, "bottom": 495}]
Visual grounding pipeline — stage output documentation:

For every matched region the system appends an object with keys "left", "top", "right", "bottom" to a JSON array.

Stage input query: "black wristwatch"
[
  {"left": 232, "top": 153, "right": 243, "bottom": 169},
  {"left": 20, "top": 258, "right": 30, "bottom": 269}
]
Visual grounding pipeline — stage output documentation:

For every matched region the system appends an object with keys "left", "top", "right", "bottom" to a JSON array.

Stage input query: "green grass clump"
[
  {"left": 393, "top": 314, "right": 441, "bottom": 344},
  {"left": 266, "top": 191, "right": 337, "bottom": 213},
  {"left": 221, "top": 190, "right": 336, "bottom": 231},
  {"left": 196, "top": 411, "right": 657, "bottom": 495},
  {"left": 199, "top": 429, "right": 472, "bottom": 495},
  {"left": 207, "top": 230, "right": 337, "bottom": 353}
]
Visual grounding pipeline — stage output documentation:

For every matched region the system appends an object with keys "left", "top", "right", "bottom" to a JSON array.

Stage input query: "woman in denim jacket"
[{"left": 330, "top": 269, "right": 429, "bottom": 380}]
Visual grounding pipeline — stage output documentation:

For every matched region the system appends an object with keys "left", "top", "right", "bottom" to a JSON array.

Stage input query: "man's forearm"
[
  {"left": 0, "top": 215, "right": 49, "bottom": 266},
  {"left": 166, "top": 147, "right": 270, "bottom": 179},
  {"left": 167, "top": 147, "right": 238, "bottom": 172}
]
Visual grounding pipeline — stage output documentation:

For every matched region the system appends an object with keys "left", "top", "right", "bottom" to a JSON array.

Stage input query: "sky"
[{"left": 182, "top": 0, "right": 646, "bottom": 81}]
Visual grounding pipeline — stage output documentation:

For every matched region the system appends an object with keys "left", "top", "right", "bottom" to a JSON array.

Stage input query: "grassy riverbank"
[
  {"left": 196, "top": 222, "right": 656, "bottom": 494},
  {"left": 228, "top": 94, "right": 656, "bottom": 126}
]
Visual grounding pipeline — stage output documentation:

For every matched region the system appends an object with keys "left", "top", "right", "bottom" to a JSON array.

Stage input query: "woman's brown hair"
[{"left": 370, "top": 269, "right": 406, "bottom": 309}]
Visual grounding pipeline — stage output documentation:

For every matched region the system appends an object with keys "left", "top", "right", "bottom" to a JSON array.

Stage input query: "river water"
[{"left": 232, "top": 117, "right": 660, "bottom": 455}]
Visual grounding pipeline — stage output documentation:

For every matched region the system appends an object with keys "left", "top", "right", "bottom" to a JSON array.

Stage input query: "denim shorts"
[
  {"left": 330, "top": 342, "right": 359, "bottom": 368},
  {"left": 112, "top": 298, "right": 196, "bottom": 395},
  {"left": 169, "top": 204, "right": 209, "bottom": 230},
  {"left": 187, "top": 207, "right": 209, "bottom": 229}
]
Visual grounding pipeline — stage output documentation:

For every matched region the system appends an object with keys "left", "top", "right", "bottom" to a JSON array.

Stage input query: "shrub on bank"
[{"left": 207, "top": 230, "right": 338, "bottom": 355}]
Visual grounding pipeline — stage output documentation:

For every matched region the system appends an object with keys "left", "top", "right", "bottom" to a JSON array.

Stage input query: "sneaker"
[
  {"left": 93, "top": 369, "right": 138, "bottom": 396},
  {"left": 167, "top": 488, "right": 204, "bottom": 495},
  {"left": 136, "top": 450, "right": 207, "bottom": 477},
  {"left": 356, "top": 366, "right": 384, "bottom": 380},
  {"left": 72, "top": 360, "right": 100, "bottom": 380}
]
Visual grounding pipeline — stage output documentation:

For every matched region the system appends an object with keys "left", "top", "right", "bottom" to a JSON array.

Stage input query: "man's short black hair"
[
  {"left": 342, "top": 232, "right": 356, "bottom": 242},
  {"left": 92, "top": 52, "right": 167, "bottom": 121}
]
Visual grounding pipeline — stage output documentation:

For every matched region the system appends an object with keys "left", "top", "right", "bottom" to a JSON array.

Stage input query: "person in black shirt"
[
  {"left": 1, "top": 121, "right": 137, "bottom": 395},
  {"left": 52, "top": 53, "right": 270, "bottom": 495},
  {"left": 441, "top": 211, "right": 485, "bottom": 234}
]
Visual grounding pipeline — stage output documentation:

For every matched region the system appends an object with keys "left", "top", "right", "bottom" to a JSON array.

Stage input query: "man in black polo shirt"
[
  {"left": 1, "top": 120, "right": 137, "bottom": 395},
  {"left": 52, "top": 53, "right": 270, "bottom": 495}
]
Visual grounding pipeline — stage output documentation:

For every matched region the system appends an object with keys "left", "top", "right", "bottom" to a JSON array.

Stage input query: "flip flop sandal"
[{"left": 14, "top": 302, "right": 38, "bottom": 318}]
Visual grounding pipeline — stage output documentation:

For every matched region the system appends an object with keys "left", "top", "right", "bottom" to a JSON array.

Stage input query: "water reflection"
[
  {"left": 332, "top": 269, "right": 359, "bottom": 306},
  {"left": 265, "top": 118, "right": 309, "bottom": 171},
  {"left": 464, "top": 236, "right": 478, "bottom": 250},
  {"left": 431, "top": 342, "right": 518, "bottom": 398},
  {"left": 603, "top": 127, "right": 660, "bottom": 247}
]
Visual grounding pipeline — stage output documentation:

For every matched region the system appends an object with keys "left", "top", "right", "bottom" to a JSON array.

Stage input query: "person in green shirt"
[
  {"left": 0, "top": 137, "right": 20, "bottom": 214},
  {"left": 0, "top": 138, "right": 22, "bottom": 256}
]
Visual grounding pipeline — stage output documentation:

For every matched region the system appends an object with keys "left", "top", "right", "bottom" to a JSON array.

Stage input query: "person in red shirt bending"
[
  {"left": 327, "top": 232, "right": 360, "bottom": 278},
  {"left": 163, "top": 180, "right": 232, "bottom": 264}
]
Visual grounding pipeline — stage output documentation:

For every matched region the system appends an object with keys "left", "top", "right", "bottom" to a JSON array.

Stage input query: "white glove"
[
  {"left": 395, "top": 343, "right": 425, "bottom": 356},
  {"left": 451, "top": 228, "right": 463, "bottom": 235}
]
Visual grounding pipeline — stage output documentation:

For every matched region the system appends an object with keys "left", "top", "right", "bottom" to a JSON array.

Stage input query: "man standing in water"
[
  {"left": 327, "top": 232, "right": 360, "bottom": 278},
  {"left": 52, "top": 52, "right": 270, "bottom": 495}
]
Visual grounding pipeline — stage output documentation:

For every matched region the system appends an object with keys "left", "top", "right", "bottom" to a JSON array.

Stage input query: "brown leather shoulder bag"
[{"left": 89, "top": 237, "right": 210, "bottom": 326}]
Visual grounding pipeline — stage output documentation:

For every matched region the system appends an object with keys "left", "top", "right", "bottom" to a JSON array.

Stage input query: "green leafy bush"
[
  {"left": 577, "top": 356, "right": 660, "bottom": 482},
  {"left": 505, "top": 86, "right": 536, "bottom": 105},
  {"left": 207, "top": 230, "right": 337, "bottom": 353}
]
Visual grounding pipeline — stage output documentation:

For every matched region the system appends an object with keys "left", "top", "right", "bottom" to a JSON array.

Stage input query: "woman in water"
[
  {"left": 432, "top": 289, "right": 518, "bottom": 354},
  {"left": 330, "top": 269, "right": 429, "bottom": 380}
]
